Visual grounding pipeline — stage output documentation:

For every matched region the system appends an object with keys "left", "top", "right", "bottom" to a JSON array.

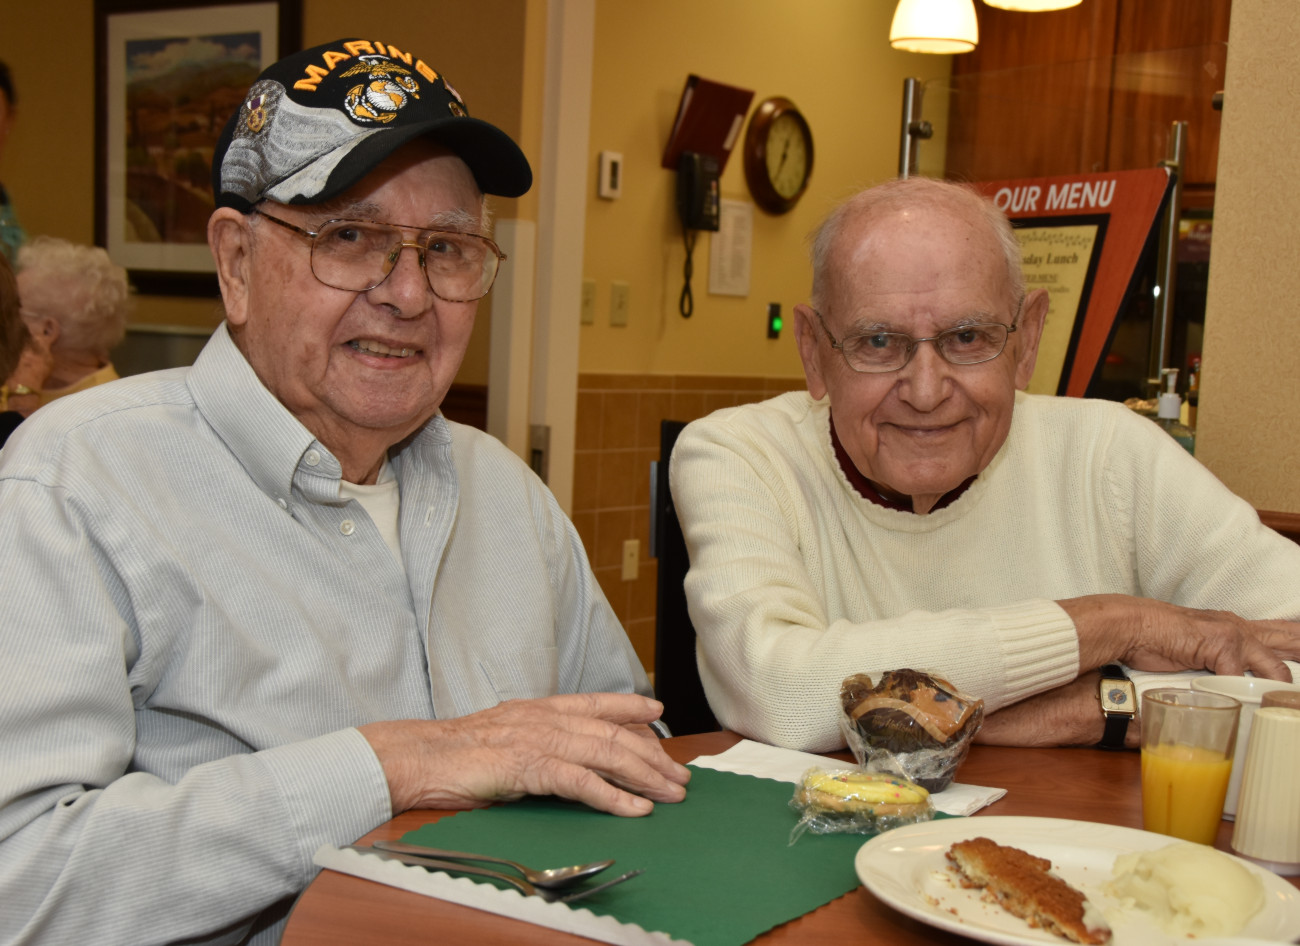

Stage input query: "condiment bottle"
[
  {"left": 1186, "top": 355, "right": 1201, "bottom": 429},
  {"left": 1157, "top": 368, "right": 1195, "bottom": 455},
  {"left": 1262, "top": 691, "right": 1300, "bottom": 711}
]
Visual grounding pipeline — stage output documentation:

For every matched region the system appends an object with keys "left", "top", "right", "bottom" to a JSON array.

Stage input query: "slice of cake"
[{"left": 947, "top": 837, "right": 1111, "bottom": 945}]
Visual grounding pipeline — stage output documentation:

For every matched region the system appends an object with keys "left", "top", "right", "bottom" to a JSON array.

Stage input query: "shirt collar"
[{"left": 189, "top": 324, "right": 318, "bottom": 495}]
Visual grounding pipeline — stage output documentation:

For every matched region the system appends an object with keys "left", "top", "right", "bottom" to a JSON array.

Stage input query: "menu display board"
[
  {"left": 972, "top": 169, "right": 1171, "bottom": 397},
  {"left": 1015, "top": 219, "right": 1105, "bottom": 395}
]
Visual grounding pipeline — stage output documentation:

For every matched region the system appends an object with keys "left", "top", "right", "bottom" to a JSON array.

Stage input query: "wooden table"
[{"left": 283, "top": 731, "right": 1283, "bottom": 945}]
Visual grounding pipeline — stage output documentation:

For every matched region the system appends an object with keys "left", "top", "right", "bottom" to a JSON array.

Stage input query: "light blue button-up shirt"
[{"left": 0, "top": 323, "right": 649, "bottom": 945}]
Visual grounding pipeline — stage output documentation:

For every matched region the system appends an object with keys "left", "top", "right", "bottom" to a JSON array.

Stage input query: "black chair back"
[{"left": 651, "top": 420, "right": 719, "bottom": 735}]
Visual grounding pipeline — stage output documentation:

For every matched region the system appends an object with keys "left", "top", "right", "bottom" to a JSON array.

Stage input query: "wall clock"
[{"left": 743, "top": 96, "right": 814, "bottom": 215}]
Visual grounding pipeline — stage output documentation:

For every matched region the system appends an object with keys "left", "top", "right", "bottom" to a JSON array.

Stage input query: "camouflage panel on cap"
[{"left": 221, "top": 79, "right": 385, "bottom": 206}]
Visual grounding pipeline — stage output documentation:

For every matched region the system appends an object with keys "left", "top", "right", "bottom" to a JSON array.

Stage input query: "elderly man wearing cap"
[{"left": 0, "top": 39, "right": 687, "bottom": 945}]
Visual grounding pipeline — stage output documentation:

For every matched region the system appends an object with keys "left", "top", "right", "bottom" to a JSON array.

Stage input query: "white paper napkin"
[
  {"left": 313, "top": 844, "right": 688, "bottom": 946},
  {"left": 688, "top": 738, "right": 1006, "bottom": 816}
]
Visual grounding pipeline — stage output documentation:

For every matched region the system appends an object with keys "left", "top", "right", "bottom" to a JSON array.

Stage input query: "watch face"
[{"left": 1101, "top": 683, "right": 1136, "bottom": 714}]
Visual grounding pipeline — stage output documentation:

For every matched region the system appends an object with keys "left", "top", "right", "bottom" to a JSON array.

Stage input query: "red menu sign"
[{"left": 972, "top": 169, "right": 1171, "bottom": 397}]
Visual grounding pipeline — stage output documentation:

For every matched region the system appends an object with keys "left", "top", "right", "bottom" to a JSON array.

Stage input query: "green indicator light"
[{"left": 772, "top": 317, "right": 783, "bottom": 331}]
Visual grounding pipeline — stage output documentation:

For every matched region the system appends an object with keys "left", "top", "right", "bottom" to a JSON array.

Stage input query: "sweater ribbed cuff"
[{"left": 983, "top": 598, "right": 1080, "bottom": 704}]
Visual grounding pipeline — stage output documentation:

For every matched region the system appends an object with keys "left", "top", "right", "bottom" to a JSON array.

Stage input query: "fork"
[
  {"left": 345, "top": 845, "right": 643, "bottom": 904},
  {"left": 371, "top": 839, "right": 612, "bottom": 888}
]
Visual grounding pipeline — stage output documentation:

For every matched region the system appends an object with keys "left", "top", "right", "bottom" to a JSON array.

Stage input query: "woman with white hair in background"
[
  {"left": 0, "top": 253, "right": 51, "bottom": 446},
  {"left": 17, "top": 236, "right": 131, "bottom": 405}
]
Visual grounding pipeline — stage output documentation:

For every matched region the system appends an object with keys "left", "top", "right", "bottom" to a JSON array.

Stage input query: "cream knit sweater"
[{"left": 670, "top": 391, "right": 1300, "bottom": 752}]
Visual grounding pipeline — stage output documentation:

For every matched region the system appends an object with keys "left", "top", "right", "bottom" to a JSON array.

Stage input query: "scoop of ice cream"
[{"left": 1108, "top": 843, "right": 1264, "bottom": 937}]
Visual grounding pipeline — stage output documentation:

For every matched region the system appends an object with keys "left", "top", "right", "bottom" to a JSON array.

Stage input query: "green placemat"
[{"left": 402, "top": 766, "right": 952, "bottom": 946}]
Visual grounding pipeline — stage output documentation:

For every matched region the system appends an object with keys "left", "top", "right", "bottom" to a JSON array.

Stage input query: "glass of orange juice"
[{"left": 1141, "top": 687, "right": 1241, "bottom": 844}]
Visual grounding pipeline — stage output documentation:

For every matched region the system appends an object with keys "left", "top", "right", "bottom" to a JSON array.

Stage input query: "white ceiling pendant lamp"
[
  {"left": 890, "top": 0, "right": 980, "bottom": 54},
  {"left": 982, "top": 0, "right": 1082, "bottom": 10}
]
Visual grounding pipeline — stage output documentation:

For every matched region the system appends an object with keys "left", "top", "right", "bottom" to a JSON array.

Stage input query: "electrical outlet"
[
  {"left": 580, "top": 279, "right": 596, "bottom": 325},
  {"left": 610, "top": 281, "right": 630, "bottom": 327},
  {"left": 621, "top": 539, "right": 639, "bottom": 581}
]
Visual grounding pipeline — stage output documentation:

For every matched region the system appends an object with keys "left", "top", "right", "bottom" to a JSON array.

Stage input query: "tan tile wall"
[{"left": 573, "top": 373, "right": 806, "bottom": 672}]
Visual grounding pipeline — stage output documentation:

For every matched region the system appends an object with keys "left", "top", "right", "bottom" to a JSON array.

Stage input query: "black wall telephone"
[
  {"left": 676, "top": 151, "right": 719, "bottom": 318},
  {"left": 676, "top": 152, "right": 721, "bottom": 232}
]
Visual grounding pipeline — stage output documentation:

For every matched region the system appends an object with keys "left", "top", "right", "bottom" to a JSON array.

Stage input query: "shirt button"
[
  {"left": 304, "top": 449, "right": 321, "bottom": 466},
  {"left": 277, "top": 498, "right": 288, "bottom": 510},
  {"left": 340, "top": 520, "right": 355, "bottom": 536}
]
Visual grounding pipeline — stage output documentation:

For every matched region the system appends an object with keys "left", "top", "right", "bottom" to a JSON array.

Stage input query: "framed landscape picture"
[{"left": 95, "top": 0, "right": 300, "bottom": 295}]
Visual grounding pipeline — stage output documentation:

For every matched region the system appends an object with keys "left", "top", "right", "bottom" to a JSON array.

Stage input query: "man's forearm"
[
  {"left": 0, "top": 729, "right": 389, "bottom": 946},
  {"left": 1059, "top": 593, "right": 1299, "bottom": 681},
  {"left": 975, "top": 672, "right": 1138, "bottom": 749}
]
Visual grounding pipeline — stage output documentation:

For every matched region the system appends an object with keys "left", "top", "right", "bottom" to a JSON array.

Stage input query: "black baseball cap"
[{"left": 212, "top": 38, "right": 532, "bottom": 211}]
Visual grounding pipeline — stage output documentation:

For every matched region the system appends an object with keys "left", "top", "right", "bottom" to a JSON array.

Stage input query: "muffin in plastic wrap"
[{"left": 839, "top": 669, "right": 983, "bottom": 792}]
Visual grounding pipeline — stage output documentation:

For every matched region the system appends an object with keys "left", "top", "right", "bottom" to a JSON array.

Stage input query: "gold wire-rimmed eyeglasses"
[{"left": 253, "top": 208, "right": 505, "bottom": 303}]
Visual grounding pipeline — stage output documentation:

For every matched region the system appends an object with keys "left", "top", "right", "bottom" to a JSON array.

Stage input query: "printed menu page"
[{"left": 1015, "top": 223, "right": 1101, "bottom": 395}]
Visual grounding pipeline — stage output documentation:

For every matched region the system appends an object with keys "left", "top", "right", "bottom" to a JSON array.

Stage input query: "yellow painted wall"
[
  {"left": 580, "top": 1, "right": 951, "bottom": 378},
  {"left": 1196, "top": 0, "right": 1300, "bottom": 514},
  {"left": 0, "top": 0, "right": 533, "bottom": 384}
]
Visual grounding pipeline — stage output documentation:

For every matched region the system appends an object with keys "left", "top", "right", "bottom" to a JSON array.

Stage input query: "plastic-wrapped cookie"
[{"left": 790, "top": 768, "right": 934, "bottom": 837}]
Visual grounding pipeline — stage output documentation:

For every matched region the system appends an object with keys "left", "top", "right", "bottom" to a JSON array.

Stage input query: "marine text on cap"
[{"left": 294, "top": 41, "right": 439, "bottom": 92}]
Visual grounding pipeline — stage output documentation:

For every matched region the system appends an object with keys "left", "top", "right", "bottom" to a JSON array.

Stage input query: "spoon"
[
  {"left": 347, "top": 846, "right": 641, "bottom": 903},
  {"left": 371, "top": 839, "right": 614, "bottom": 889}
]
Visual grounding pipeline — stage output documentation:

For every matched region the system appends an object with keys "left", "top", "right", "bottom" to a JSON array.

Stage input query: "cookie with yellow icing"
[{"left": 794, "top": 769, "right": 934, "bottom": 820}]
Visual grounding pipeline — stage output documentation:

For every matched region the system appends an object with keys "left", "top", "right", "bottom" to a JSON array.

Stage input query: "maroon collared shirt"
[{"left": 829, "top": 411, "right": 975, "bottom": 513}]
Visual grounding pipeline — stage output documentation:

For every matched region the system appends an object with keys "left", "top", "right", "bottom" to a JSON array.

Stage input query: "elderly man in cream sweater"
[{"left": 669, "top": 177, "right": 1300, "bottom": 753}]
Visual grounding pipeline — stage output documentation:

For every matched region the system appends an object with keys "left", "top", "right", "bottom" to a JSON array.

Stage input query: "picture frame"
[{"left": 94, "top": 0, "right": 301, "bottom": 296}]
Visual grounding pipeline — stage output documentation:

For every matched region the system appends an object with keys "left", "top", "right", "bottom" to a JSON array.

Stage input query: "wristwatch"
[{"left": 1097, "top": 664, "right": 1136, "bottom": 750}]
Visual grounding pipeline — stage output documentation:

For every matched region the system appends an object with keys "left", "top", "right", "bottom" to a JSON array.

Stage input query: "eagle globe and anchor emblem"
[{"left": 341, "top": 54, "right": 432, "bottom": 124}]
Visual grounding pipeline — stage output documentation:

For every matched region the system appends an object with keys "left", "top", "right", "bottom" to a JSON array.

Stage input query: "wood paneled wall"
[{"left": 945, "top": 0, "right": 1229, "bottom": 206}]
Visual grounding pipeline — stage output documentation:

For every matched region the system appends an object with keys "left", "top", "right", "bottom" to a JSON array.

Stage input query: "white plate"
[{"left": 855, "top": 816, "right": 1300, "bottom": 946}]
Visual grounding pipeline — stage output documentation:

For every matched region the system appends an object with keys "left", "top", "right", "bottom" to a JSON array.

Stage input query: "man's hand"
[
  {"left": 1062, "top": 594, "right": 1300, "bottom": 681},
  {"left": 359, "top": 693, "right": 691, "bottom": 818},
  {"left": 976, "top": 672, "right": 1138, "bottom": 748}
]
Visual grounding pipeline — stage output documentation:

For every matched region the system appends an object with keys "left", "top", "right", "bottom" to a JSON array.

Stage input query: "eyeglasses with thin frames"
[
  {"left": 812, "top": 301, "right": 1021, "bottom": 374},
  {"left": 252, "top": 207, "right": 506, "bottom": 303}
]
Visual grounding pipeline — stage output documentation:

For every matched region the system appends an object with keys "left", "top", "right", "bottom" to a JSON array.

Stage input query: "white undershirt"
[{"left": 338, "top": 460, "right": 403, "bottom": 567}]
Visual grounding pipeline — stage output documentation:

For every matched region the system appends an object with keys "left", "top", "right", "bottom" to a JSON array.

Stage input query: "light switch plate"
[
  {"left": 599, "top": 151, "right": 623, "bottom": 199},
  {"left": 610, "top": 281, "right": 630, "bottom": 327}
]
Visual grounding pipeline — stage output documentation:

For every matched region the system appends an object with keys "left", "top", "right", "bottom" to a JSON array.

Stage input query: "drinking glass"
[{"left": 1140, "top": 687, "right": 1241, "bottom": 844}]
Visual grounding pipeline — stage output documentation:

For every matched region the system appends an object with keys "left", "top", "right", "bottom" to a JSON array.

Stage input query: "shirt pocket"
[{"left": 480, "top": 646, "right": 559, "bottom": 701}]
